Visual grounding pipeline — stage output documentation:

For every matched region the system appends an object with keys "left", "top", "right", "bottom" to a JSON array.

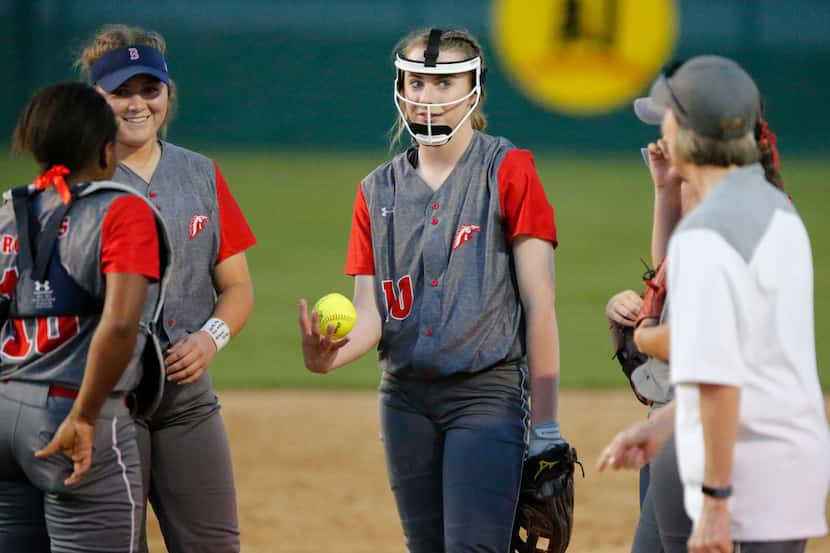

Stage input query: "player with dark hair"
[
  {"left": 599, "top": 56, "right": 829, "bottom": 553},
  {"left": 0, "top": 81, "right": 165, "bottom": 553},
  {"left": 77, "top": 24, "right": 257, "bottom": 553},
  {"left": 299, "top": 28, "right": 574, "bottom": 553}
]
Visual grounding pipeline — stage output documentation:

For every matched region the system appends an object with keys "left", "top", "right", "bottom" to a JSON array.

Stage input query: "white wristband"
[{"left": 200, "top": 317, "right": 231, "bottom": 352}]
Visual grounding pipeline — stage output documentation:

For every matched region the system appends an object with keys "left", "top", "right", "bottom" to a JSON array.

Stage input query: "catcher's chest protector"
[{"left": 0, "top": 182, "right": 172, "bottom": 418}]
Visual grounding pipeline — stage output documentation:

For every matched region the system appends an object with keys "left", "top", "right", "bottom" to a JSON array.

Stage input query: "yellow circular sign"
[{"left": 491, "top": 0, "right": 678, "bottom": 115}]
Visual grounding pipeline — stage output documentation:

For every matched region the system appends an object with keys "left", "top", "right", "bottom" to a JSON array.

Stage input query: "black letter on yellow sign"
[{"left": 560, "top": 0, "right": 619, "bottom": 48}]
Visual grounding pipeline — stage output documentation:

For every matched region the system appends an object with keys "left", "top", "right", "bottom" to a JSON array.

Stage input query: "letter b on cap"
[{"left": 128, "top": 47, "right": 140, "bottom": 61}]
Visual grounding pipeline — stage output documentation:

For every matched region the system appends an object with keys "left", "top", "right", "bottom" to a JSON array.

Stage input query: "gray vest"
[
  {"left": 362, "top": 132, "right": 526, "bottom": 377},
  {"left": 114, "top": 142, "right": 221, "bottom": 349}
]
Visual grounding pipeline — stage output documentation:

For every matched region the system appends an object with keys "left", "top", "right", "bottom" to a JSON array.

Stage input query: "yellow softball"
[{"left": 312, "top": 293, "right": 357, "bottom": 339}]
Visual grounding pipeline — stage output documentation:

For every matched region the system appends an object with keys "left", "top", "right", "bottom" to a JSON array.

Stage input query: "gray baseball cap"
[{"left": 634, "top": 55, "right": 760, "bottom": 139}]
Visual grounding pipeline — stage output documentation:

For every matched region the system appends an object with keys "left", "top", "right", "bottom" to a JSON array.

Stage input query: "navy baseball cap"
[
  {"left": 88, "top": 45, "right": 170, "bottom": 92},
  {"left": 635, "top": 55, "right": 760, "bottom": 139}
]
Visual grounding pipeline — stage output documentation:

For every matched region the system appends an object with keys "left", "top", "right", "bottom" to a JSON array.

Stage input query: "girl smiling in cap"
[{"left": 78, "top": 24, "right": 256, "bottom": 553}]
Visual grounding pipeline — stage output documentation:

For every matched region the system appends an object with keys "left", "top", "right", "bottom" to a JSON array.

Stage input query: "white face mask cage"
[{"left": 394, "top": 55, "right": 482, "bottom": 146}]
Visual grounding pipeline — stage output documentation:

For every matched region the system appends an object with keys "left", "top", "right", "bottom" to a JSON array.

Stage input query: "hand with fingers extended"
[
  {"left": 646, "top": 139, "right": 683, "bottom": 191},
  {"left": 34, "top": 412, "right": 96, "bottom": 486},
  {"left": 606, "top": 290, "right": 644, "bottom": 327},
  {"left": 164, "top": 331, "right": 217, "bottom": 385},
  {"left": 298, "top": 299, "right": 351, "bottom": 374},
  {"left": 596, "top": 402, "right": 674, "bottom": 472}
]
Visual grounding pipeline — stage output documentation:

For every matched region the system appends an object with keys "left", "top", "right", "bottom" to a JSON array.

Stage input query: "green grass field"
[{"left": 2, "top": 150, "right": 828, "bottom": 389}]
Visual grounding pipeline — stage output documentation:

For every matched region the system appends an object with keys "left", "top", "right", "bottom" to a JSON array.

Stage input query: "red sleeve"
[
  {"left": 215, "top": 162, "right": 257, "bottom": 264},
  {"left": 344, "top": 183, "right": 375, "bottom": 275},
  {"left": 497, "top": 149, "right": 558, "bottom": 248},
  {"left": 101, "top": 196, "right": 160, "bottom": 279}
]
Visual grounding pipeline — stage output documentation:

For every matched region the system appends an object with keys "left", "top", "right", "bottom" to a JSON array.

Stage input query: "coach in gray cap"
[{"left": 599, "top": 55, "right": 830, "bottom": 553}]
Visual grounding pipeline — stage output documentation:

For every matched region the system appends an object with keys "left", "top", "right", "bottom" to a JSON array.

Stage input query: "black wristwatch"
[{"left": 701, "top": 484, "right": 733, "bottom": 499}]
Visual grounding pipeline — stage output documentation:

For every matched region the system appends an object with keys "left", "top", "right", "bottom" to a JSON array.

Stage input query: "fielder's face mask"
[{"left": 394, "top": 29, "right": 482, "bottom": 147}]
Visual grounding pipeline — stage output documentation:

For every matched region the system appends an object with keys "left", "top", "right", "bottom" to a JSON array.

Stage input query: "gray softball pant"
[
  {"left": 0, "top": 380, "right": 142, "bottom": 553},
  {"left": 379, "top": 362, "right": 529, "bottom": 553},
  {"left": 135, "top": 374, "right": 239, "bottom": 553},
  {"left": 632, "top": 435, "right": 691, "bottom": 553}
]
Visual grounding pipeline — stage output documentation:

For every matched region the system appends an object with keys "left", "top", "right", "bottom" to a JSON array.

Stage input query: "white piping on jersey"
[
  {"left": 519, "top": 363, "right": 530, "bottom": 454},
  {"left": 111, "top": 416, "right": 137, "bottom": 553},
  {"left": 508, "top": 363, "right": 531, "bottom": 534}
]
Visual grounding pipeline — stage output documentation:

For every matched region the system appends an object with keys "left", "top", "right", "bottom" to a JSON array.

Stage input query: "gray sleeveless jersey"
[
  {"left": 362, "top": 132, "right": 529, "bottom": 377},
  {"left": 0, "top": 184, "right": 160, "bottom": 391},
  {"left": 115, "top": 142, "right": 220, "bottom": 348}
]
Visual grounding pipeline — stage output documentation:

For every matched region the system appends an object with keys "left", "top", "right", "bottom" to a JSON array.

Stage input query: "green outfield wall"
[{"left": 2, "top": 0, "right": 829, "bottom": 154}]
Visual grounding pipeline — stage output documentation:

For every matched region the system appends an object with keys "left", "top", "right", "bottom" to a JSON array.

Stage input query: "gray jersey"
[
  {"left": 0, "top": 183, "right": 163, "bottom": 391},
  {"left": 349, "top": 132, "right": 557, "bottom": 378},
  {"left": 114, "top": 142, "right": 255, "bottom": 350}
]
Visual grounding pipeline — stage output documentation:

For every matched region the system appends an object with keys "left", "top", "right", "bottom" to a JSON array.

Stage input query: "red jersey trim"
[
  {"left": 101, "top": 196, "right": 160, "bottom": 279},
  {"left": 344, "top": 183, "right": 375, "bottom": 276},
  {"left": 215, "top": 162, "right": 257, "bottom": 264},
  {"left": 497, "top": 149, "right": 558, "bottom": 248}
]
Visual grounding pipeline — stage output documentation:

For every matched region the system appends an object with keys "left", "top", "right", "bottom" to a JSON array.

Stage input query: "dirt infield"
[{"left": 145, "top": 390, "right": 830, "bottom": 553}]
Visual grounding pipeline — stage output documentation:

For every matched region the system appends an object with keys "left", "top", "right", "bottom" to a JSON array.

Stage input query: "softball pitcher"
[
  {"left": 0, "top": 82, "right": 165, "bottom": 553},
  {"left": 299, "top": 28, "right": 565, "bottom": 553},
  {"left": 77, "top": 25, "right": 257, "bottom": 553}
]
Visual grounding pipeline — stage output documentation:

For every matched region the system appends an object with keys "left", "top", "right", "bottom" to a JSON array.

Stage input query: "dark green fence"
[{"left": 2, "top": 0, "right": 828, "bottom": 154}]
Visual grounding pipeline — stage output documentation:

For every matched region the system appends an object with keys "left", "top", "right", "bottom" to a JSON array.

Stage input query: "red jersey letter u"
[{"left": 382, "top": 275, "right": 413, "bottom": 320}]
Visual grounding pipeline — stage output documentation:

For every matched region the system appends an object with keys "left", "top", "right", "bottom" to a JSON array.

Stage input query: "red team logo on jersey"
[
  {"left": 1, "top": 235, "right": 19, "bottom": 254},
  {"left": 58, "top": 216, "right": 70, "bottom": 238},
  {"left": 452, "top": 224, "right": 481, "bottom": 252},
  {"left": 189, "top": 214, "right": 209, "bottom": 240},
  {"left": 382, "top": 275, "right": 413, "bottom": 320}
]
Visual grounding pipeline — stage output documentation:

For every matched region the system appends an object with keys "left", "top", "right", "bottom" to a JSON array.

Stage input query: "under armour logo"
[
  {"left": 452, "top": 224, "right": 481, "bottom": 252},
  {"left": 34, "top": 280, "right": 51, "bottom": 293},
  {"left": 128, "top": 47, "right": 140, "bottom": 61},
  {"left": 381, "top": 207, "right": 395, "bottom": 217}
]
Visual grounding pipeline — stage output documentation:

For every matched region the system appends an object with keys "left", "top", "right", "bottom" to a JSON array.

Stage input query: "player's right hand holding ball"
[{"left": 298, "top": 293, "right": 357, "bottom": 374}]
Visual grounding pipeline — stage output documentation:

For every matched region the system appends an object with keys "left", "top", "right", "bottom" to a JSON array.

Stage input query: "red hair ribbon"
[
  {"left": 33, "top": 165, "right": 72, "bottom": 205},
  {"left": 758, "top": 119, "right": 780, "bottom": 171}
]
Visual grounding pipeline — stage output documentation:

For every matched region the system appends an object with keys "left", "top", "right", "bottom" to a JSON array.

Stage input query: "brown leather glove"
[{"left": 511, "top": 442, "right": 584, "bottom": 553}]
